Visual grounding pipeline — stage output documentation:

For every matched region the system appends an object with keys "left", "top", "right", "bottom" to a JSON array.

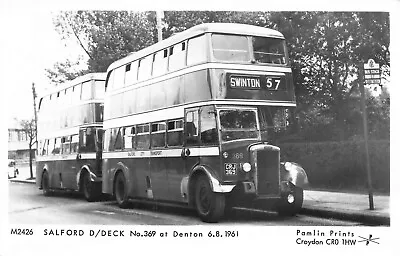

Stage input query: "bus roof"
[
  {"left": 107, "top": 23, "right": 285, "bottom": 71},
  {"left": 39, "top": 72, "right": 106, "bottom": 99}
]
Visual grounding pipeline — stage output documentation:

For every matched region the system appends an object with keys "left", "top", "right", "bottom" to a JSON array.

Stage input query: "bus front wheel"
[
  {"left": 82, "top": 172, "right": 101, "bottom": 202},
  {"left": 42, "top": 171, "right": 52, "bottom": 197},
  {"left": 194, "top": 175, "right": 225, "bottom": 223},
  {"left": 115, "top": 172, "right": 129, "bottom": 208}
]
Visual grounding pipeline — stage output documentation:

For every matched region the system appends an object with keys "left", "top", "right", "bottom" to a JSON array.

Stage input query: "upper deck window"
[
  {"left": 81, "top": 81, "right": 92, "bottom": 100},
  {"left": 212, "top": 34, "right": 250, "bottom": 62},
  {"left": 187, "top": 35, "right": 207, "bottom": 66},
  {"left": 94, "top": 80, "right": 105, "bottom": 99},
  {"left": 211, "top": 33, "right": 287, "bottom": 65},
  {"left": 113, "top": 66, "right": 126, "bottom": 89},
  {"left": 125, "top": 61, "right": 138, "bottom": 86},
  {"left": 138, "top": 55, "right": 153, "bottom": 81},
  {"left": 252, "top": 37, "right": 286, "bottom": 65},
  {"left": 152, "top": 49, "right": 168, "bottom": 77},
  {"left": 168, "top": 42, "right": 187, "bottom": 72}
]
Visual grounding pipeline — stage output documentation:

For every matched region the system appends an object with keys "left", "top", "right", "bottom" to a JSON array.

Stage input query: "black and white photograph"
[{"left": 1, "top": 0, "right": 397, "bottom": 255}]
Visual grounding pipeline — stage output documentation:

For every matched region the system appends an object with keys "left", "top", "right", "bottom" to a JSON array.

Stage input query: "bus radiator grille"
[{"left": 256, "top": 150, "right": 280, "bottom": 196}]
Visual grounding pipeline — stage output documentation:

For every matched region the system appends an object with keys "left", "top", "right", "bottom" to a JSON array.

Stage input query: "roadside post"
[{"left": 361, "top": 59, "right": 380, "bottom": 210}]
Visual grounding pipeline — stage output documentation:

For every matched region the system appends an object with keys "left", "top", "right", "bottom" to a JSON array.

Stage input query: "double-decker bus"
[
  {"left": 36, "top": 73, "right": 106, "bottom": 202},
  {"left": 102, "top": 23, "right": 308, "bottom": 222}
]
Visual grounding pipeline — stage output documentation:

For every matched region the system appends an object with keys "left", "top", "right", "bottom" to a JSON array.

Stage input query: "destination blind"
[{"left": 227, "top": 73, "right": 286, "bottom": 91}]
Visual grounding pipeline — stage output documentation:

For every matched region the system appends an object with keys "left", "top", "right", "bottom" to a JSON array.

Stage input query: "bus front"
[{"left": 207, "top": 30, "right": 308, "bottom": 216}]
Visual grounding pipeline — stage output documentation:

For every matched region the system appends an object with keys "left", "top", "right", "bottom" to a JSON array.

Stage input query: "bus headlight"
[
  {"left": 242, "top": 162, "right": 251, "bottom": 172},
  {"left": 284, "top": 162, "right": 294, "bottom": 170}
]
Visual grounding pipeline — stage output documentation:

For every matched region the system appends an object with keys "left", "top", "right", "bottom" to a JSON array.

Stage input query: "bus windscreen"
[
  {"left": 211, "top": 33, "right": 287, "bottom": 65},
  {"left": 219, "top": 109, "right": 258, "bottom": 142},
  {"left": 211, "top": 34, "right": 250, "bottom": 62},
  {"left": 252, "top": 37, "right": 286, "bottom": 65}
]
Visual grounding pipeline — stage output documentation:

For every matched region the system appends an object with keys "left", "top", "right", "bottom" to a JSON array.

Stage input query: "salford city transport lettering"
[
  {"left": 101, "top": 23, "right": 309, "bottom": 222},
  {"left": 36, "top": 73, "right": 106, "bottom": 201}
]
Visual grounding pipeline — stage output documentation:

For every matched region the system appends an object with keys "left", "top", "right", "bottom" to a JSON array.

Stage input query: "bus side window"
[
  {"left": 136, "top": 124, "right": 150, "bottom": 149},
  {"left": 152, "top": 49, "right": 168, "bottom": 77},
  {"left": 137, "top": 55, "right": 153, "bottom": 81},
  {"left": 48, "top": 138, "right": 55, "bottom": 155},
  {"left": 53, "top": 138, "right": 61, "bottom": 155},
  {"left": 79, "top": 128, "right": 96, "bottom": 153},
  {"left": 96, "top": 128, "right": 103, "bottom": 152},
  {"left": 151, "top": 122, "right": 166, "bottom": 148},
  {"left": 81, "top": 81, "right": 92, "bottom": 100},
  {"left": 38, "top": 140, "right": 43, "bottom": 156},
  {"left": 187, "top": 35, "right": 207, "bottom": 66},
  {"left": 124, "top": 126, "right": 135, "bottom": 149},
  {"left": 167, "top": 119, "right": 183, "bottom": 147},
  {"left": 125, "top": 61, "right": 138, "bottom": 86},
  {"left": 113, "top": 66, "right": 125, "bottom": 89},
  {"left": 114, "top": 127, "right": 123, "bottom": 150},
  {"left": 71, "top": 135, "right": 79, "bottom": 153},
  {"left": 185, "top": 110, "right": 199, "bottom": 145},
  {"left": 168, "top": 42, "right": 187, "bottom": 72},
  {"left": 41, "top": 140, "right": 48, "bottom": 156},
  {"left": 103, "top": 129, "right": 112, "bottom": 151},
  {"left": 61, "top": 136, "right": 71, "bottom": 154},
  {"left": 200, "top": 106, "right": 218, "bottom": 145}
]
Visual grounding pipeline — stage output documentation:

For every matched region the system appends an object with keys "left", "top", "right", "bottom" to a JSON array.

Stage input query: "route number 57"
[{"left": 266, "top": 77, "right": 281, "bottom": 90}]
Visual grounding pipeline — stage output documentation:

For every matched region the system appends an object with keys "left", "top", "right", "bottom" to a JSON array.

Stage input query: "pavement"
[
  {"left": 8, "top": 165, "right": 390, "bottom": 226},
  {"left": 302, "top": 190, "right": 389, "bottom": 226}
]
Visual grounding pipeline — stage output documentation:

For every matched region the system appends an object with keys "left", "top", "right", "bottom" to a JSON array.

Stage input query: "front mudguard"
[
  {"left": 280, "top": 162, "right": 309, "bottom": 188},
  {"left": 76, "top": 165, "right": 101, "bottom": 191},
  {"left": 183, "top": 165, "right": 235, "bottom": 207}
]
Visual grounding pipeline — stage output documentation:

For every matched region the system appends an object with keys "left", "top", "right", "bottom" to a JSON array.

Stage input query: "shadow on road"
[
  {"left": 34, "top": 189, "right": 298, "bottom": 224},
  {"left": 102, "top": 200, "right": 288, "bottom": 224}
]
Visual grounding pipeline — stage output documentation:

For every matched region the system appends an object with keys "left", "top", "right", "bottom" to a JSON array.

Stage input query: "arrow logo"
[{"left": 358, "top": 234, "right": 380, "bottom": 245}]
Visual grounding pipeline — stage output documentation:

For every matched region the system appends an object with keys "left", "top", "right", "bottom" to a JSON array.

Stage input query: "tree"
[
  {"left": 268, "top": 12, "right": 390, "bottom": 141},
  {"left": 50, "top": 11, "right": 269, "bottom": 75},
  {"left": 52, "top": 11, "right": 156, "bottom": 73},
  {"left": 45, "top": 58, "right": 87, "bottom": 86},
  {"left": 20, "top": 119, "right": 36, "bottom": 179}
]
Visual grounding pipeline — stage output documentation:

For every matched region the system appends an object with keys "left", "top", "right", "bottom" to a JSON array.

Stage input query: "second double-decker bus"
[
  {"left": 102, "top": 23, "right": 308, "bottom": 222},
  {"left": 36, "top": 73, "right": 106, "bottom": 202}
]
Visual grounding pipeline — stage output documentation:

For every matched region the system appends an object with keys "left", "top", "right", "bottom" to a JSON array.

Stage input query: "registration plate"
[
  {"left": 228, "top": 74, "right": 285, "bottom": 91},
  {"left": 225, "top": 163, "right": 237, "bottom": 175}
]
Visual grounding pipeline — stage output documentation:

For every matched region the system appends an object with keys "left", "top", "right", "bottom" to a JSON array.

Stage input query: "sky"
[{"left": 2, "top": 8, "right": 85, "bottom": 124}]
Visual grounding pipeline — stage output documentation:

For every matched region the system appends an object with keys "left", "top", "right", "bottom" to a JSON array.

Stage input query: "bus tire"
[
  {"left": 82, "top": 172, "right": 101, "bottom": 202},
  {"left": 277, "top": 186, "right": 303, "bottom": 216},
  {"left": 115, "top": 172, "right": 129, "bottom": 208},
  {"left": 42, "top": 171, "right": 52, "bottom": 197},
  {"left": 194, "top": 175, "right": 225, "bottom": 223}
]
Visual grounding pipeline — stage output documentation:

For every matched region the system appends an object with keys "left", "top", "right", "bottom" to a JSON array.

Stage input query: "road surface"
[{"left": 8, "top": 182, "right": 366, "bottom": 226}]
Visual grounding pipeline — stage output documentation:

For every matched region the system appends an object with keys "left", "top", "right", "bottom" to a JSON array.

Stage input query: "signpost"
[
  {"left": 364, "top": 59, "right": 381, "bottom": 85},
  {"left": 361, "top": 59, "right": 381, "bottom": 210}
]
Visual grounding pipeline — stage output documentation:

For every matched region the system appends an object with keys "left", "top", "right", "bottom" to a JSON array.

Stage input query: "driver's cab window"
[
  {"left": 185, "top": 109, "right": 199, "bottom": 145},
  {"left": 79, "top": 128, "right": 96, "bottom": 153},
  {"left": 200, "top": 106, "right": 218, "bottom": 145}
]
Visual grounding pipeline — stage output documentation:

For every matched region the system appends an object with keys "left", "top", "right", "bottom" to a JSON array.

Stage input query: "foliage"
[
  {"left": 45, "top": 59, "right": 87, "bottom": 86},
  {"left": 52, "top": 11, "right": 156, "bottom": 72},
  {"left": 279, "top": 140, "right": 390, "bottom": 193},
  {"left": 268, "top": 12, "right": 390, "bottom": 141}
]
